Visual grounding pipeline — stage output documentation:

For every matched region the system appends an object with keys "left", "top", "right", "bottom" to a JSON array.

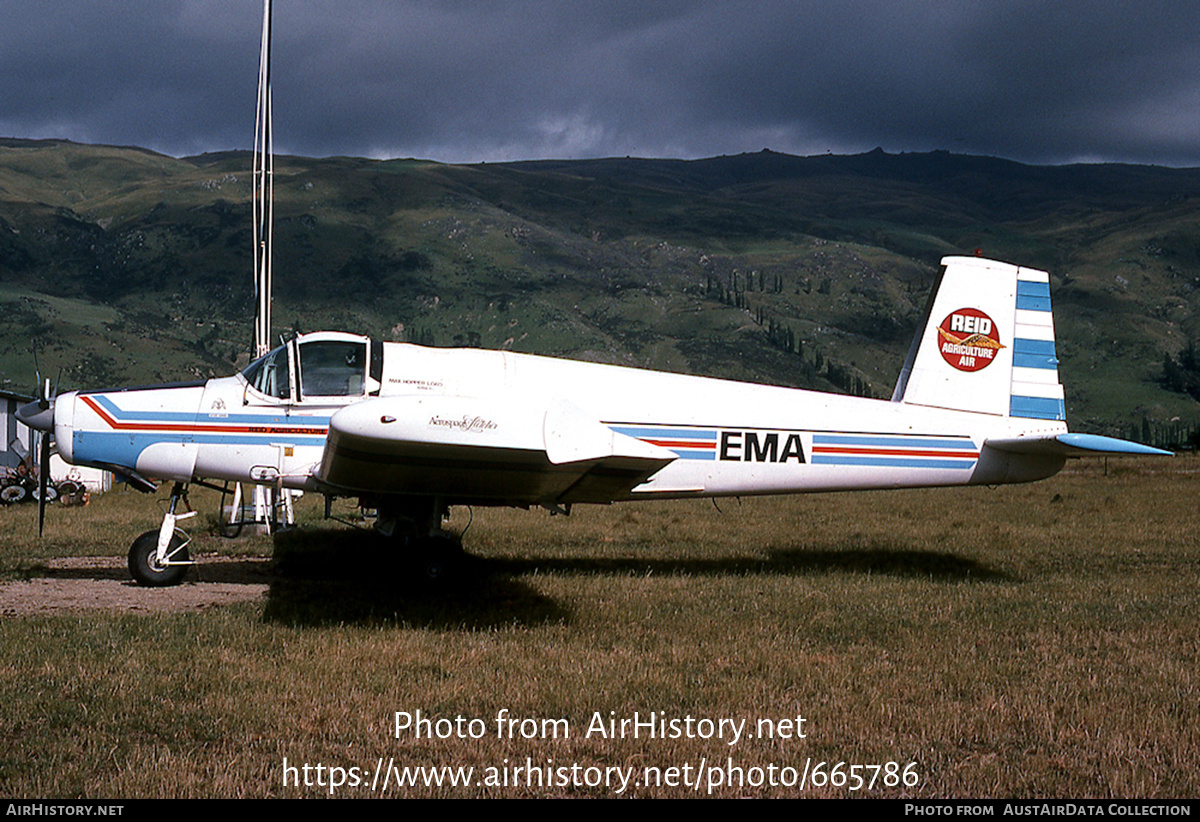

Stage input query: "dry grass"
[{"left": 0, "top": 457, "right": 1197, "bottom": 797}]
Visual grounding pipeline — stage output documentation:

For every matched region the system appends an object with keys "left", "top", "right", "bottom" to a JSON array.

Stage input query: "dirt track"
[{"left": 0, "top": 556, "right": 271, "bottom": 616}]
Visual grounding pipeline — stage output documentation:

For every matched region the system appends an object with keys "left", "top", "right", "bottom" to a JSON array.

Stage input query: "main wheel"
[
  {"left": 128, "top": 529, "right": 191, "bottom": 587},
  {"left": 411, "top": 535, "right": 464, "bottom": 586}
]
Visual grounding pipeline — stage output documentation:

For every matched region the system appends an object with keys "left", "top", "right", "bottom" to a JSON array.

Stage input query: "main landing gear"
[
  {"left": 409, "top": 534, "right": 464, "bottom": 584},
  {"left": 128, "top": 482, "right": 195, "bottom": 587},
  {"left": 373, "top": 496, "right": 465, "bottom": 585}
]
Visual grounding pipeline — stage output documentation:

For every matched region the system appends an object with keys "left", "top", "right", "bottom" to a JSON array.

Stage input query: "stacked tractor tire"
[{"left": 0, "top": 473, "right": 88, "bottom": 506}]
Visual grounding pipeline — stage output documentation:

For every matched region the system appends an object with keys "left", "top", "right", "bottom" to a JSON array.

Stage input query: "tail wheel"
[{"left": 128, "top": 529, "right": 191, "bottom": 587}]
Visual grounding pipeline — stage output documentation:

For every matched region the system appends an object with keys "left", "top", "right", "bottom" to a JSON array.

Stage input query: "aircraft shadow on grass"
[
  {"left": 251, "top": 528, "right": 1015, "bottom": 628},
  {"left": 487, "top": 544, "right": 1015, "bottom": 583}
]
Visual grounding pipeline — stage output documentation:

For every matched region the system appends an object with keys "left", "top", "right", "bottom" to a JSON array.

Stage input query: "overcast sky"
[{"left": 3, "top": 1, "right": 1199, "bottom": 166}]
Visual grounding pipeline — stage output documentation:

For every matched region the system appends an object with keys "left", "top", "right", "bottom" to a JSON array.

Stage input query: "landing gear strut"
[
  {"left": 372, "top": 496, "right": 465, "bottom": 585},
  {"left": 128, "top": 482, "right": 196, "bottom": 587}
]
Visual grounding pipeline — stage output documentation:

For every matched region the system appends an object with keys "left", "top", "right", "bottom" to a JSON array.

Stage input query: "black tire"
[
  {"left": 32, "top": 484, "right": 58, "bottom": 503},
  {"left": 412, "top": 535, "right": 463, "bottom": 586},
  {"left": 128, "top": 529, "right": 191, "bottom": 587}
]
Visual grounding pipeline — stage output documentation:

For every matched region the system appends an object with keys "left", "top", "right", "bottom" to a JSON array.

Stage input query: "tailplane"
[{"left": 892, "top": 256, "right": 1064, "bottom": 421}]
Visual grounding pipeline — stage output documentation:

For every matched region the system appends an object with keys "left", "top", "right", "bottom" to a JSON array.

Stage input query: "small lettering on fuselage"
[
  {"left": 429, "top": 415, "right": 498, "bottom": 433},
  {"left": 389, "top": 377, "right": 445, "bottom": 391},
  {"left": 718, "top": 431, "right": 805, "bottom": 463}
]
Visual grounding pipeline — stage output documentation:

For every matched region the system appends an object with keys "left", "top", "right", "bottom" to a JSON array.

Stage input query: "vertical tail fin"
[{"left": 892, "top": 256, "right": 1065, "bottom": 421}]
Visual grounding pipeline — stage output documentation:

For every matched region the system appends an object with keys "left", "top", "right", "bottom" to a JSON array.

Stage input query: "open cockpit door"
[{"left": 294, "top": 332, "right": 379, "bottom": 406}]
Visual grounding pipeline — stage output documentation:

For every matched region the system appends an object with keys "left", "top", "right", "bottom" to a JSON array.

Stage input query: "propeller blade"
[{"left": 17, "top": 358, "right": 59, "bottom": 537}]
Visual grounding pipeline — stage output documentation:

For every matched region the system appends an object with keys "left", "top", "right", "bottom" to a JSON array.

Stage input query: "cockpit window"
[
  {"left": 241, "top": 345, "right": 291, "bottom": 399},
  {"left": 298, "top": 340, "right": 366, "bottom": 398}
]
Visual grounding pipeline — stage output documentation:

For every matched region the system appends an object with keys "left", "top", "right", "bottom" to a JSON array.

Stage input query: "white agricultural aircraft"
[{"left": 17, "top": 255, "right": 1168, "bottom": 586}]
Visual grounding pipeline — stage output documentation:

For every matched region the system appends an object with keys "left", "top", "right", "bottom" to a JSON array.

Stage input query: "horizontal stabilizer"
[{"left": 985, "top": 433, "right": 1172, "bottom": 457}]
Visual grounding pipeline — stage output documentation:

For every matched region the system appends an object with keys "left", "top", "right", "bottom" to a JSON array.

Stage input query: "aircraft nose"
[{"left": 15, "top": 398, "right": 54, "bottom": 433}]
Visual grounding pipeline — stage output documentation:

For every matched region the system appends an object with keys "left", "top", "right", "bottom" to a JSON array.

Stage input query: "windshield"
[{"left": 240, "top": 344, "right": 290, "bottom": 399}]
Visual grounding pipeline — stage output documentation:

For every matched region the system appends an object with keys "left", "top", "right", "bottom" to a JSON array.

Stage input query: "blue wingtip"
[{"left": 1057, "top": 433, "right": 1173, "bottom": 456}]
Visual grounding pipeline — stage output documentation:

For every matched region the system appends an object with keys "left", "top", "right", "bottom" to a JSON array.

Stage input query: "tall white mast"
[
  {"left": 247, "top": 0, "right": 292, "bottom": 531},
  {"left": 252, "top": 0, "right": 273, "bottom": 359}
]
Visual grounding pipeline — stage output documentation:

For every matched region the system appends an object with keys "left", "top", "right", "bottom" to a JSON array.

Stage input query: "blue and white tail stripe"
[
  {"left": 1015, "top": 279, "right": 1052, "bottom": 312},
  {"left": 1010, "top": 268, "right": 1065, "bottom": 421},
  {"left": 1011, "top": 337, "right": 1057, "bottom": 370}
]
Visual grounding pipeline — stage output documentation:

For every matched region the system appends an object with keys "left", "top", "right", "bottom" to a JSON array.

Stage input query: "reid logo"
[{"left": 937, "top": 308, "right": 1005, "bottom": 372}]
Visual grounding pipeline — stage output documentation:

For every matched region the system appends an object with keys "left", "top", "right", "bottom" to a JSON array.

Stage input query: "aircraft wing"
[
  {"left": 985, "top": 433, "right": 1172, "bottom": 457},
  {"left": 314, "top": 395, "right": 677, "bottom": 504}
]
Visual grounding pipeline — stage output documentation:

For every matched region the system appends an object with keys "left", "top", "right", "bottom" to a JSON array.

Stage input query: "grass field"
[{"left": 0, "top": 456, "right": 1197, "bottom": 798}]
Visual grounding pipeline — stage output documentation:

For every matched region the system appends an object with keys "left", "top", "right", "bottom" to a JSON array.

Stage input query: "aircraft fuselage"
[{"left": 52, "top": 337, "right": 1066, "bottom": 507}]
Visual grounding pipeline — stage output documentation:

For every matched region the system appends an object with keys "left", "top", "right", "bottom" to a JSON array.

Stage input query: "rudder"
[{"left": 892, "top": 256, "right": 1065, "bottom": 420}]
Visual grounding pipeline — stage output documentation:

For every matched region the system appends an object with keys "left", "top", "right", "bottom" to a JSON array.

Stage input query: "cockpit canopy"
[{"left": 241, "top": 332, "right": 379, "bottom": 403}]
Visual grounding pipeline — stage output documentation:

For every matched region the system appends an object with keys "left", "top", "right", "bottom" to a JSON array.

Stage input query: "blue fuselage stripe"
[
  {"left": 669, "top": 449, "right": 718, "bottom": 460},
  {"left": 73, "top": 431, "right": 326, "bottom": 467},
  {"left": 812, "top": 434, "right": 976, "bottom": 449},
  {"left": 608, "top": 425, "right": 717, "bottom": 441}
]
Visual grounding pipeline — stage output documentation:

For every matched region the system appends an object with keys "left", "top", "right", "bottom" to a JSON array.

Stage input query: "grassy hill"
[{"left": 1, "top": 138, "right": 1198, "bottom": 436}]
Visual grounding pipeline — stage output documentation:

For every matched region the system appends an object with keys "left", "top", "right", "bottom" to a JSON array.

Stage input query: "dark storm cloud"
[{"left": 2, "top": 0, "right": 1198, "bottom": 165}]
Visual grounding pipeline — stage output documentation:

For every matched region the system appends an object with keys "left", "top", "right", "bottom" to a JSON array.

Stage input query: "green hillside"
[{"left": 1, "top": 138, "right": 1198, "bottom": 437}]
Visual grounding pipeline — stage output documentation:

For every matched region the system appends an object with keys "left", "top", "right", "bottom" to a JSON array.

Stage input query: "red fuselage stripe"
[{"left": 642, "top": 438, "right": 717, "bottom": 449}]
